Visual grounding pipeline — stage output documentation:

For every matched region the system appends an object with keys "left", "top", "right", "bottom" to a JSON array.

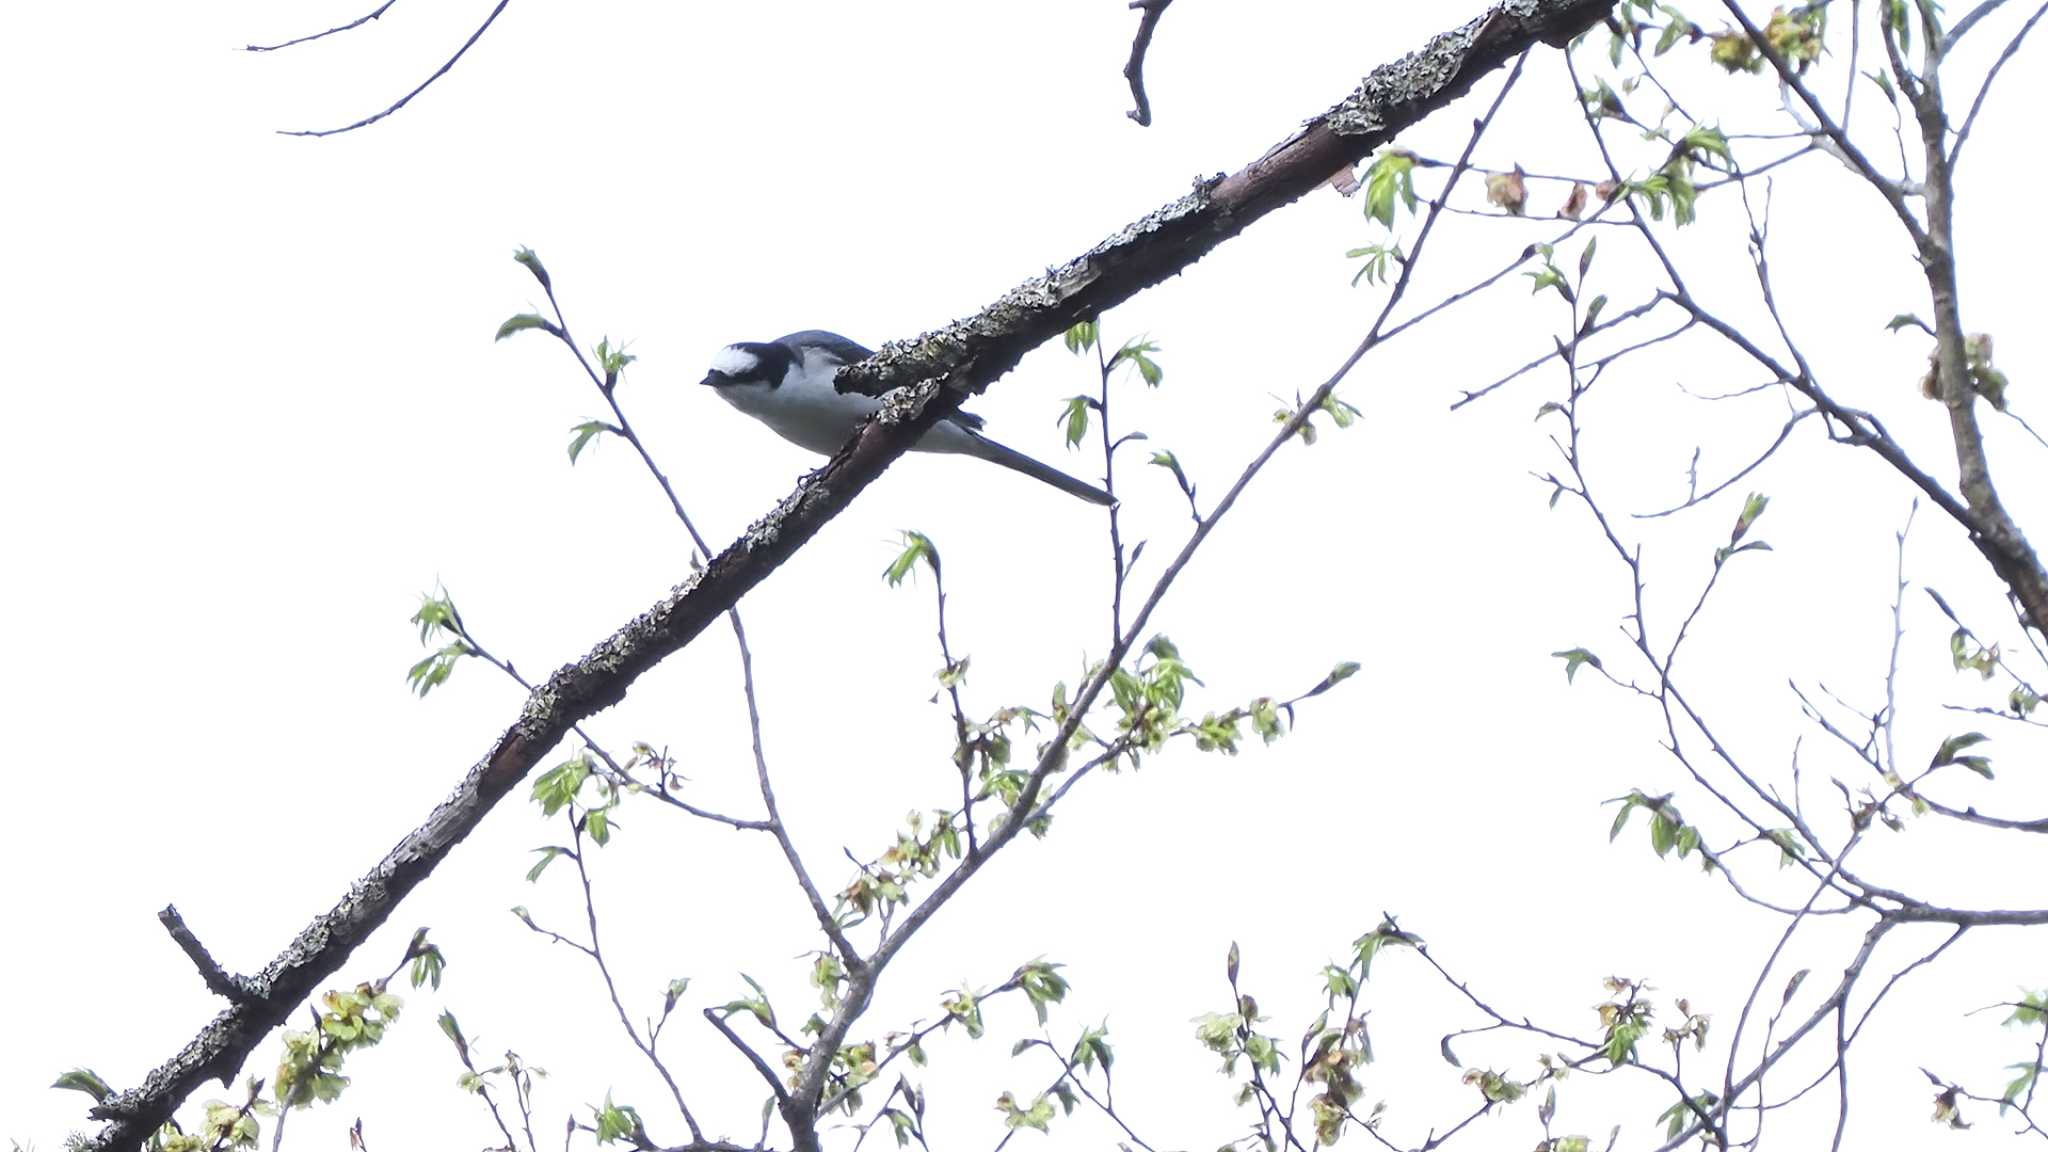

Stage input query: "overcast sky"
[{"left": 4, "top": 2, "right": 2046, "bottom": 1150}]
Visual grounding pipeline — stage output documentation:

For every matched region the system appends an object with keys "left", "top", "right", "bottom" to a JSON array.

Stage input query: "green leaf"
[
  {"left": 592, "top": 336, "right": 636, "bottom": 378},
  {"left": 495, "top": 313, "right": 551, "bottom": 341},
  {"left": 1059, "top": 395, "right": 1093, "bottom": 448},
  {"left": 1729, "top": 491, "right": 1769, "bottom": 544},
  {"left": 1107, "top": 339, "right": 1165, "bottom": 387},
  {"left": 592, "top": 1094, "right": 642, "bottom": 1145},
  {"left": 1016, "top": 959, "right": 1069, "bottom": 1024},
  {"left": 883, "top": 530, "right": 938, "bottom": 587},
  {"left": 1361, "top": 150, "right": 1418, "bottom": 229},
  {"left": 1529, "top": 267, "right": 1572, "bottom": 300},
  {"left": 410, "top": 592, "right": 461, "bottom": 644},
  {"left": 2003, "top": 1062, "right": 2040, "bottom": 1109},
  {"left": 532, "top": 753, "right": 594, "bottom": 816},
  {"left": 1886, "top": 313, "right": 1926, "bottom": 332},
  {"left": 1649, "top": 812, "right": 1677, "bottom": 857},
  {"left": 1609, "top": 797, "right": 1639, "bottom": 842},
  {"left": 1552, "top": 648, "right": 1602, "bottom": 684},
  {"left": 996, "top": 1092, "right": 1055, "bottom": 1132},
  {"left": 567, "top": 420, "right": 609, "bottom": 464},
  {"left": 407, "top": 642, "right": 468, "bottom": 697},
  {"left": 1150, "top": 449, "right": 1192, "bottom": 494},
  {"left": 1931, "top": 731, "right": 1994, "bottom": 778},
  {"left": 663, "top": 977, "right": 691, "bottom": 1013},
  {"left": 1063, "top": 319, "right": 1097, "bottom": 355},
  {"left": 1681, "top": 124, "right": 1731, "bottom": 164},
  {"left": 1765, "top": 828, "right": 1805, "bottom": 867},
  {"left": 51, "top": 1068, "right": 113, "bottom": 1103},
  {"left": 1352, "top": 920, "right": 1418, "bottom": 980},
  {"left": 512, "top": 246, "right": 551, "bottom": 291}
]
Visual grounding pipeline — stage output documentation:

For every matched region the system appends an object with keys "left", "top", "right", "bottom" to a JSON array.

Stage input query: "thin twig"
[
  {"left": 280, "top": 0, "right": 512, "bottom": 137},
  {"left": 246, "top": 1, "right": 400, "bottom": 52}
]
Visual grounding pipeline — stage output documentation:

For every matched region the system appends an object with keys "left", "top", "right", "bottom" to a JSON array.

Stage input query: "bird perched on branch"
[{"left": 700, "top": 330, "right": 1114, "bottom": 506}]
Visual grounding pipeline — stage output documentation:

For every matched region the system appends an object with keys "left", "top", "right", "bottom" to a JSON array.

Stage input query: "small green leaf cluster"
[
  {"left": 407, "top": 591, "right": 473, "bottom": 697},
  {"left": 715, "top": 973, "right": 776, "bottom": 1033},
  {"left": 824, "top": 1041, "right": 879, "bottom": 1110},
  {"left": 1703, "top": 6, "right": 1822, "bottom": 73},
  {"left": 993, "top": 1023, "right": 1112, "bottom": 1135},
  {"left": 1659, "top": 998, "right": 1711, "bottom": 1054},
  {"left": 1927, "top": 731, "right": 1994, "bottom": 780},
  {"left": 1057, "top": 323, "right": 1165, "bottom": 447},
  {"left": 1335, "top": 152, "right": 1417, "bottom": 284},
  {"left": 1608, "top": 791, "right": 1712, "bottom": 870},
  {"left": 2001, "top": 991, "right": 2048, "bottom": 1113},
  {"left": 1714, "top": 491, "right": 1771, "bottom": 567},
  {"left": 1296, "top": 923, "right": 1420, "bottom": 1143},
  {"left": 1606, "top": 0, "right": 1700, "bottom": 63},
  {"left": 1552, "top": 647, "right": 1602, "bottom": 684},
  {"left": 406, "top": 927, "right": 445, "bottom": 991},
  {"left": 1360, "top": 149, "right": 1419, "bottom": 229},
  {"left": 274, "top": 982, "right": 404, "bottom": 1109},
  {"left": 1593, "top": 976, "right": 1655, "bottom": 1067},
  {"left": 840, "top": 809, "right": 966, "bottom": 918},
  {"left": 1015, "top": 959, "right": 1069, "bottom": 1024},
  {"left": 1274, "top": 393, "right": 1360, "bottom": 446},
  {"left": 141, "top": 1094, "right": 265, "bottom": 1152},
  {"left": 1344, "top": 241, "right": 1397, "bottom": 287},
  {"left": 441, "top": 1012, "right": 546, "bottom": 1101},
  {"left": 994, "top": 1090, "right": 1056, "bottom": 1132},
  {"left": 1105, "top": 635, "right": 1202, "bottom": 758},
  {"left": 1949, "top": 626, "right": 2000, "bottom": 679},
  {"left": 1963, "top": 333, "right": 2011, "bottom": 412},
  {"left": 1193, "top": 998, "right": 1281, "bottom": 1086},
  {"left": 1109, "top": 338, "right": 1163, "bottom": 387},
  {"left": 528, "top": 748, "right": 625, "bottom": 852},
  {"left": 882, "top": 530, "right": 938, "bottom": 587},
  {"left": 874, "top": 1081, "right": 928, "bottom": 1146},
  {"left": 1460, "top": 1067, "right": 1524, "bottom": 1104},
  {"left": 1656, "top": 1090, "right": 1722, "bottom": 1141},
  {"left": 590, "top": 1093, "right": 644, "bottom": 1146}
]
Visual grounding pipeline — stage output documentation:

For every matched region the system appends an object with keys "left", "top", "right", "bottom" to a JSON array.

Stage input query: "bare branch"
[
  {"left": 246, "top": 2, "right": 400, "bottom": 52},
  {"left": 703, "top": 1008, "right": 791, "bottom": 1110},
  {"left": 1947, "top": 0, "right": 2048, "bottom": 171},
  {"left": 1122, "top": 0, "right": 1174, "bottom": 126},
  {"left": 156, "top": 906, "right": 250, "bottom": 1004},
  {"left": 279, "top": 0, "right": 512, "bottom": 138}
]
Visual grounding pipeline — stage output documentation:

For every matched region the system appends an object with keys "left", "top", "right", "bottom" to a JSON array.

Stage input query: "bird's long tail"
[{"left": 960, "top": 433, "right": 1116, "bottom": 506}]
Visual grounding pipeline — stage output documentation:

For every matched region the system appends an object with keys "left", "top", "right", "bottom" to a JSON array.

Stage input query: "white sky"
[{"left": 4, "top": 2, "right": 2046, "bottom": 1150}]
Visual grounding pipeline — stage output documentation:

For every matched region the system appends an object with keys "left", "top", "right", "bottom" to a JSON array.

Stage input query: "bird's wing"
[
  {"left": 775, "top": 333, "right": 984, "bottom": 426},
  {"left": 774, "top": 331, "right": 874, "bottom": 369}
]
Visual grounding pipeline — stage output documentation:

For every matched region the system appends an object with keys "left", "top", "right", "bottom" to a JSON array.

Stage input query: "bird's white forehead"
[{"left": 710, "top": 345, "right": 761, "bottom": 376}]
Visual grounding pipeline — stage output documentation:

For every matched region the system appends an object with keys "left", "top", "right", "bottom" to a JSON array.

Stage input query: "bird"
[{"left": 699, "top": 330, "right": 1114, "bottom": 506}]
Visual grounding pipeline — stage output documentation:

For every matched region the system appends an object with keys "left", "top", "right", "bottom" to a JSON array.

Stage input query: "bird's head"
[{"left": 699, "top": 342, "right": 783, "bottom": 392}]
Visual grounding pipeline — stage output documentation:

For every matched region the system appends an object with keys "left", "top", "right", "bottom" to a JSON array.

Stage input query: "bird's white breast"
[{"left": 717, "top": 350, "right": 885, "bottom": 456}]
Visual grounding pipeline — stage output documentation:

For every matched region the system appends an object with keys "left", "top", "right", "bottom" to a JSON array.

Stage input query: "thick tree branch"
[
  {"left": 78, "top": 3, "right": 1613, "bottom": 1147},
  {"left": 1908, "top": 12, "right": 2048, "bottom": 635}
]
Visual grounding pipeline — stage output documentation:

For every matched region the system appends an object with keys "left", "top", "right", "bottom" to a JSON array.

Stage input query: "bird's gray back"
[{"left": 774, "top": 330, "right": 874, "bottom": 366}]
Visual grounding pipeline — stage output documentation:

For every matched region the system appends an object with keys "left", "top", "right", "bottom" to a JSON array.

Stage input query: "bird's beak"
[{"left": 698, "top": 372, "right": 723, "bottom": 388}]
